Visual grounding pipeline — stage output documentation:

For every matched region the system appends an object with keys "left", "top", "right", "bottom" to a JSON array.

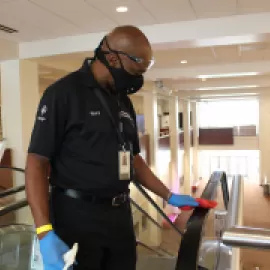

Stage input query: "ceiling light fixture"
[
  {"left": 197, "top": 72, "right": 259, "bottom": 79},
  {"left": 180, "top": 60, "right": 187, "bottom": 64},
  {"left": 116, "top": 6, "right": 128, "bottom": 12},
  {"left": 196, "top": 85, "right": 259, "bottom": 91}
]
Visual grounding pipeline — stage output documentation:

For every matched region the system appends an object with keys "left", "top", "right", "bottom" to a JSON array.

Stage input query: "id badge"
[{"left": 119, "top": 150, "right": 130, "bottom": 180}]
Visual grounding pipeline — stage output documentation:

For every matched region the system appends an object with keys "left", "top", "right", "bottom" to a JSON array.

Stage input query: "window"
[{"left": 198, "top": 99, "right": 259, "bottom": 129}]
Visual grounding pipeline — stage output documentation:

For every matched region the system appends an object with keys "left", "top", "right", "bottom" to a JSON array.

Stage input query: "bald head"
[
  {"left": 99, "top": 25, "right": 153, "bottom": 75},
  {"left": 92, "top": 25, "right": 153, "bottom": 94},
  {"left": 107, "top": 25, "right": 151, "bottom": 55}
]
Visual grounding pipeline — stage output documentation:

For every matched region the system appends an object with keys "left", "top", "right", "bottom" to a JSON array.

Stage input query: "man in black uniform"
[{"left": 25, "top": 26, "right": 198, "bottom": 270}]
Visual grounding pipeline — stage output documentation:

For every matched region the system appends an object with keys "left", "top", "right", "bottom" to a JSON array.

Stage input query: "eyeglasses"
[
  {"left": 103, "top": 37, "right": 155, "bottom": 70},
  {"left": 115, "top": 50, "right": 155, "bottom": 70}
]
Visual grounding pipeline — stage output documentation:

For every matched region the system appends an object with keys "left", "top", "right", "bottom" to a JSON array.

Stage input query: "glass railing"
[{"left": 0, "top": 166, "right": 40, "bottom": 270}]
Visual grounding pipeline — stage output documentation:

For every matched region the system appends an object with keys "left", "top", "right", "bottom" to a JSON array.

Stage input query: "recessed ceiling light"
[
  {"left": 196, "top": 85, "right": 259, "bottom": 91},
  {"left": 116, "top": 6, "right": 128, "bottom": 12},
  {"left": 180, "top": 60, "right": 187, "bottom": 64},
  {"left": 197, "top": 72, "right": 259, "bottom": 79}
]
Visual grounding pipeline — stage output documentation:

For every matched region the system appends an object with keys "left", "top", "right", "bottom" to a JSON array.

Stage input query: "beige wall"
[
  {"left": 199, "top": 136, "right": 259, "bottom": 151},
  {"left": 259, "top": 94, "right": 270, "bottom": 184},
  {"left": 0, "top": 38, "right": 18, "bottom": 61},
  {"left": 129, "top": 95, "right": 144, "bottom": 114}
]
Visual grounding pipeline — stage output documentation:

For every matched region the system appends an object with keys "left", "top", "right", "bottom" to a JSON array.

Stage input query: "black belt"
[{"left": 54, "top": 187, "right": 129, "bottom": 207}]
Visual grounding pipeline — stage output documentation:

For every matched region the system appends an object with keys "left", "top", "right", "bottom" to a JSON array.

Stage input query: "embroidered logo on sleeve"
[
  {"left": 119, "top": 111, "right": 135, "bottom": 127},
  {"left": 37, "top": 105, "right": 47, "bottom": 122}
]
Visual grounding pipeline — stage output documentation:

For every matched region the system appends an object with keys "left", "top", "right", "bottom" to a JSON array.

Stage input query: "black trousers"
[{"left": 50, "top": 189, "right": 137, "bottom": 270}]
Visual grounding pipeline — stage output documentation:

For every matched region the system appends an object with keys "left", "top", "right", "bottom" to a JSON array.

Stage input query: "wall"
[
  {"left": 129, "top": 95, "right": 144, "bottom": 114},
  {"left": 0, "top": 38, "right": 18, "bottom": 61},
  {"left": 259, "top": 94, "right": 270, "bottom": 184},
  {"left": 198, "top": 136, "right": 259, "bottom": 151}
]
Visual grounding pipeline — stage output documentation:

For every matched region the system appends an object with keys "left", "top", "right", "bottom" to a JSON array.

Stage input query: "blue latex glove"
[
  {"left": 168, "top": 193, "right": 199, "bottom": 208},
  {"left": 39, "top": 230, "right": 71, "bottom": 270}
]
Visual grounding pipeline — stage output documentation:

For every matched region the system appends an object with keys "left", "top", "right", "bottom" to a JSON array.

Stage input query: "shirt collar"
[{"left": 79, "top": 58, "right": 99, "bottom": 88}]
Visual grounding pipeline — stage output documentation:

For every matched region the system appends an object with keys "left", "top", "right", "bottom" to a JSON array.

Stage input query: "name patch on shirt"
[{"left": 89, "top": 111, "right": 101, "bottom": 116}]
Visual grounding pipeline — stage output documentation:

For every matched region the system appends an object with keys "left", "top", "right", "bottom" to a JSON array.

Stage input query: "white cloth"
[{"left": 63, "top": 243, "right": 78, "bottom": 270}]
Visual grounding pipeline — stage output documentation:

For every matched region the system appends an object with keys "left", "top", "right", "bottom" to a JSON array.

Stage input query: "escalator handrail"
[
  {"left": 0, "top": 198, "right": 28, "bottom": 217},
  {"left": 0, "top": 165, "right": 25, "bottom": 173},
  {"left": 0, "top": 185, "right": 25, "bottom": 198},
  {"left": 130, "top": 198, "right": 163, "bottom": 230},
  {"left": 175, "top": 171, "right": 228, "bottom": 270},
  {"left": 136, "top": 240, "right": 165, "bottom": 257},
  {"left": 0, "top": 166, "right": 25, "bottom": 198},
  {"left": 133, "top": 179, "right": 184, "bottom": 236}
]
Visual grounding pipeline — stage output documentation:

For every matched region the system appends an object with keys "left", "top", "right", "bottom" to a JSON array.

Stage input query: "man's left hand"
[{"left": 168, "top": 193, "right": 199, "bottom": 208}]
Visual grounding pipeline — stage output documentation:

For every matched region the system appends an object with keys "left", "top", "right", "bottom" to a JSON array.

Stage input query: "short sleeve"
[{"left": 28, "top": 86, "right": 67, "bottom": 159}]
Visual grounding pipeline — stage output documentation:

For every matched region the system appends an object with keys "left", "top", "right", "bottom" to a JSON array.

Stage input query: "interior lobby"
[{"left": 1, "top": 1, "right": 270, "bottom": 269}]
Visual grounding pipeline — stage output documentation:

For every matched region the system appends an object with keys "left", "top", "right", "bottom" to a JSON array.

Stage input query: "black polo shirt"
[{"left": 28, "top": 59, "right": 140, "bottom": 196}]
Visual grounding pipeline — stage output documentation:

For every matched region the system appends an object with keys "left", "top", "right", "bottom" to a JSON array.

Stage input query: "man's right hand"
[{"left": 39, "top": 230, "right": 70, "bottom": 270}]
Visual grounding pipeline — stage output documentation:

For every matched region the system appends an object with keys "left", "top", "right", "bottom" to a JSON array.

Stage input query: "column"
[
  {"left": 183, "top": 100, "right": 192, "bottom": 195},
  {"left": 0, "top": 59, "right": 40, "bottom": 223},
  {"left": 169, "top": 96, "right": 180, "bottom": 193},
  {"left": 259, "top": 94, "right": 270, "bottom": 185},
  {"left": 191, "top": 102, "right": 199, "bottom": 184},
  {"left": 143, "top": 91, "right": 162, "bottom": 246}
]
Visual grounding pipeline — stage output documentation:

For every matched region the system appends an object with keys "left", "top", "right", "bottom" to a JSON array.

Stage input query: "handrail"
[
  {"left": 175, "top": 171, "right": 228, "bottom": 270},
  {"left": 225, "top": 175, "right": 244, "bottom": 229},
  {"left": 0, "top": 198, "right": 28, "bottom": 216},
  {"left": 223, "top": 226, "right": 270, "bottom": 249},
  {"left": 158, "top": 246, "right": 175, "bottom": 257},
  {"left": 0, "top": 165, "right": 25, "bottom": 173},
  {"left": 222, "top": 175, "right": 270, "bottom": 251},
  {"left": 0, "top": 185, "right": 25, "bottom": 198},
  {"left": 133, "top": 179, "right": 184, "bottom": 236},
  {"left": 130, "top": 198, "right": 163, "bottom": 230},
  {"left": 136, "top": 240, "right": 165, "bottom": 257},
  {"left": 0, "top": 166, "right": 25, "bottom": 198}
]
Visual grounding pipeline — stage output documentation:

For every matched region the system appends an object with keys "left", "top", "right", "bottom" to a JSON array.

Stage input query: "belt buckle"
[{"left": 112, "top": 193, "right": 127, "bottom": 207}]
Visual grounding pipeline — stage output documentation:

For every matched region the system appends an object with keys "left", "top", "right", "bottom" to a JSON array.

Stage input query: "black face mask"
[{"left": 94, "top": 41, "right": 144, "bottom": 95}]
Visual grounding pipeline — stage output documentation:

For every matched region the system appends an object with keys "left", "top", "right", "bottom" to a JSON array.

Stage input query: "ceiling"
[
  {"left": 1, "top": 0, "right": 270, "bottom": 42},
  {"left": 1, "top": 0, "right": 270, "bottom": 97},
  {"left": 36, "top": 40, "right": 270, "bottom": 95}
]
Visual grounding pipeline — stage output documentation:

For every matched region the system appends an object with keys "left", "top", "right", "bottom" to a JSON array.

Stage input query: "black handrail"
[
  {"left": 0, "top": 185, "right": 25, "bottom": 198},
  {"left": 175, "top": 171, "right": 228, "bottom": 270},
  {"left": 0, "top": 198, "right": 28, "bottom": 216},
  {"left": 0, "top": 166, "right": 25, "bottom": 198},
  {"left": 0, "top": 166, "right": 25, "bottom": 173},
  {"left": 130, "top": 198, "right": 163, "bottom": 229},
  {"left": 136, "top": 240, "right": 165, "bottom": 257},
  {"left": 158, "top": 246, "right": 175, "bottom": 257},
  {"left": 133, "top": 180, "right": 184, "bottom": 236}
]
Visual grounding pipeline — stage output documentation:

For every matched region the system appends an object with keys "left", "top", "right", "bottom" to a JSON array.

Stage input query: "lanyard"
[{"left": 93, "top": 88, "right": 126, "bottom": 151}]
